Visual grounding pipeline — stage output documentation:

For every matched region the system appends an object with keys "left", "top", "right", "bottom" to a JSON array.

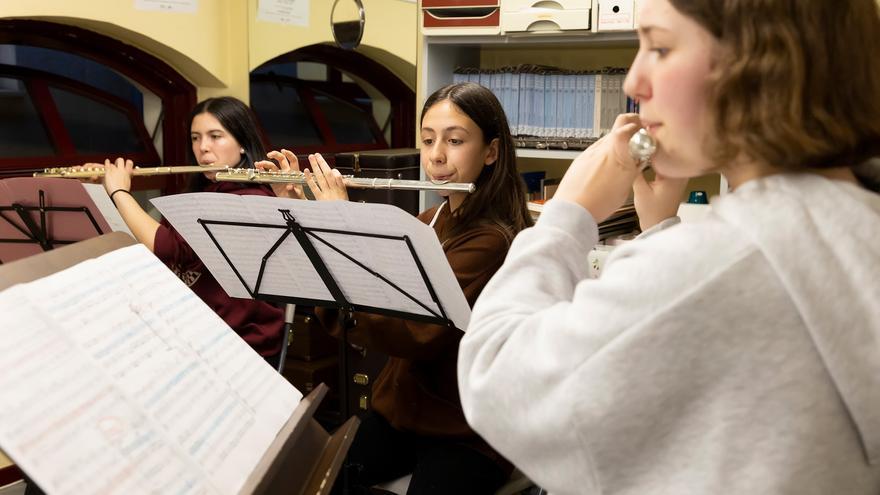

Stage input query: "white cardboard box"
[
  {"left": 594, "top": 0, "right": 634, "bottom": 31},
  {"left": 502, "top": 0, "right": 589, "bottom": 11},
  {"left": 502, "top": 7, "right": 591, "bottom": 32}
]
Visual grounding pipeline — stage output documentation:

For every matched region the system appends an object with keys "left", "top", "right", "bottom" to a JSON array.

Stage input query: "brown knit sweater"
[{"left": 318, "top": 203, "right": 512, "bottom": 469}]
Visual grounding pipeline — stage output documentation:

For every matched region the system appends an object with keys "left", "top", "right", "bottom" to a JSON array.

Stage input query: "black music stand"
[
  {"left": 0, "top": 177, "right": 111, "bottom": 264},
  {"left": 198, "top": 208, "right": 455, "bottom": 326},
  {"left": 198, "top": 207, "right": 457, "bottom": 420}
]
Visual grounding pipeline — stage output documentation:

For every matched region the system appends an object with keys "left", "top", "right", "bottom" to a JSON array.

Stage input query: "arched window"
[
  {"left": 250, "top": 44, "right": 415, "bottom": 156},
  {"left": 0, "top": 63, "right": 159, "bottom": 171},
  {"left": 0, "top": 20, "right": 195, "bottom": 188}
]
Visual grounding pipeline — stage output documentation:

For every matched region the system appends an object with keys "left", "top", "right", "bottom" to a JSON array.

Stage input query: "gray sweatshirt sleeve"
[
  {"left": 458, "top": 199, "right": 604, "bottom": 493},
  {"left": 458, "top": 199, "right": 700, "bottom": 494}
]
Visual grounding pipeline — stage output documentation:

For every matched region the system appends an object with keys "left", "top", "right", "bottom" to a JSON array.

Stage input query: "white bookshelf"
[
  {"left": 516, "top": 148, "right": 581, "bottom": 159},
  {"left": 417, "top": 28, "right": 639, "bottom": 209},
  {"left": 415, "top": 15, "right": 725, "bottom": 208}
]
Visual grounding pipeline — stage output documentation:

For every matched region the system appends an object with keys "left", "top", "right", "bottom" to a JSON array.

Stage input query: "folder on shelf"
[
  {"left": 500, "top": 0, "right": 591, "bottom": 33},
  {"left": 422, "top": 0, "right": 500, "bottom": 36}
]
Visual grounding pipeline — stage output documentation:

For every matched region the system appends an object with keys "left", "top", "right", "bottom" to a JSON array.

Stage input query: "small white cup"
[{"left": 588, "top": 244, "right": 616, "bottom": 277}]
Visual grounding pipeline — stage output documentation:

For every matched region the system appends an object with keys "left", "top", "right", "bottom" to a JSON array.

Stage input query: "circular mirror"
[{"left": 331, "top": 0, "right": 365, "bottom": 50}]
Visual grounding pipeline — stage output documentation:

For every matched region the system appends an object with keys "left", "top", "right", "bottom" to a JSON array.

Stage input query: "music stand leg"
[
  {"left": 339, "top": 312, "right": 353, "bottom": 420},
  {"left": 277, "top": 304, "right": 296, "bottom": 374},
  {"left": 340, "top": 312, "right": 354, "bottom": 494}
]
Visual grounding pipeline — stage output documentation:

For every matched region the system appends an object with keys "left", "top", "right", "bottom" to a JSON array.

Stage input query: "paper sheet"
[
  {"left": 256, "top": 0, "right": 309, "bottom": 27},
  {"left": 152, "top": 194, "right": 471, "bottom": 330},
  {"left": 0, "top": 244, "right": 301, "bottom": 494},
  {"left": 82, "top": 184, "right": 134, "bottom": 236},
  {"left": 135, "top": 0, "right": 198, "bottom": 14}
]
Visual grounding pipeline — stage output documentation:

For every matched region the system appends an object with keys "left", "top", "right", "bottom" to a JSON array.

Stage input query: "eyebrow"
[
  {"left": 638, "top": 25, "right": 671, "bottom": 35},
  {"left": 421, "top": 126, "right": 471, "bottom": 133}
]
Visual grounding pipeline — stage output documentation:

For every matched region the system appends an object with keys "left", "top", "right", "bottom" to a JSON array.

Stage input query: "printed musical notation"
[{"left": 0, "top": 245, "right": 301, "bottom": 494}]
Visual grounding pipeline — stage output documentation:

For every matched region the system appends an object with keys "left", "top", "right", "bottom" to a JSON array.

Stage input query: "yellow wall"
[
  {"left": 250, "top": 0, "right": 417, "bottom": 90},
  {"left": 1, "top": 0, "right": 417, "bottom": 101}
]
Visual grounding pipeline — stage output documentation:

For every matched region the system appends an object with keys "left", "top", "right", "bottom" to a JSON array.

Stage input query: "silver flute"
[
  {"left": 628, "top": 128, "right": 657, "bottom": 170},
  {"left": 215, "top": 168, "right": 476, "bottom": 193},
  {"left": 34, "top": 165, "right": 227, "bottom": 178}
]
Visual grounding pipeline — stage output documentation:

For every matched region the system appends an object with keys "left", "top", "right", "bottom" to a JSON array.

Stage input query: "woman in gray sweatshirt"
[{"left": 458, "top": 0, "right": 880, "bottom": 494}]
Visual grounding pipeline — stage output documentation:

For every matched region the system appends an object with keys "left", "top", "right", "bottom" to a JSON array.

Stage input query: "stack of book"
[
  {"left": 528, "top": 199, "right": 639, "bottom": 241},
  {"left": 598, "top": 201, "right": 638, "bottom": 240},
  {"left": 453, "top": 65, "right": 638, "bottom": 146}
]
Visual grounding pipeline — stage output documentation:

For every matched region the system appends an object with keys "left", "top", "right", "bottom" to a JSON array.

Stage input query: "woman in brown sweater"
[
  {"left": 336, "top": 82, "right": 533, "bottom": 495},
  {"left": 262, "top": 82, "right": 532, "bottom": 494}
]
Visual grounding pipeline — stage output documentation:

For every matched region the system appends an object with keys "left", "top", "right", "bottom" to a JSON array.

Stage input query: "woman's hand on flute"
[
  {"left": 102, "top": 158, "right": 134, "bottom": 195},
  {"left": 256, "top": 149, "right": 306, "bottom": 199},
  {"left": 554, "top": 113, "right": 642, "bottom": 224},
  {"left": 304, "top": 153, "right": 348, "bottom": 201}
]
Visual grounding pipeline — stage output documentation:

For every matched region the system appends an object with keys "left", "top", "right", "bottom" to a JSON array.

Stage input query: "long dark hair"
[
  {"left": 421, "top": 83, "right": 532, "bottom": 240},
  {"left": 185, "top": 96, "right": 267, "bottom": 192}
]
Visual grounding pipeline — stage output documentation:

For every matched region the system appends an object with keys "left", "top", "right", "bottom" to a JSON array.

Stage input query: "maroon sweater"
[{"left": 153, "top": 181, "right": 284, "bottom": 357}]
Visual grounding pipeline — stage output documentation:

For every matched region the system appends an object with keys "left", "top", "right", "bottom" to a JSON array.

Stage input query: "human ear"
[{"left": 485, "top": 138, "right": 500, "bottom": 166}]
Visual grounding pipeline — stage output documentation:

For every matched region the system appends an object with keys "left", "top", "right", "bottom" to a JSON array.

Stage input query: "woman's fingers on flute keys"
[
  {"left": 307, "top": 154, "right": 329, "bottom": 190},
  {"left": 257, "top": 152, "right": 304, "bottom": 199},
  {"left": 254, "top": 159, "right": 279, "bottom": 172},
  {"left": 102, "top": 158, "right": 133, "bottom": 194},
  {"left": 327, "top": 168, "right": 349, "bottom": 201},
  {"left": 305, "top": 154, "right": 347, "bottom": 201},
  {"left": 280, "top": 149, "right": 302, "bottom": 173}
]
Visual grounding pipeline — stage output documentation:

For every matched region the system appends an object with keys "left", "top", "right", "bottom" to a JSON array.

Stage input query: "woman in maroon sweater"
[{"left": 98, "top": 97, "right": 286, "bottom": 364}]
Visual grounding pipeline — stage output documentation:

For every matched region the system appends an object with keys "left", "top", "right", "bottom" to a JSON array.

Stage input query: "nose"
[
  {"left": 624, "top": 50, "right": 651, "bottom": 103},
  {"left": 426, "top": 141, "right": 445, "bottom": 164}
]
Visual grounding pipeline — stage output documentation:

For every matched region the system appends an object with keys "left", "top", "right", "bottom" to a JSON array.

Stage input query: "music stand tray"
[{"left": 0, "top": 177, "right": 112, "bottom": 264}]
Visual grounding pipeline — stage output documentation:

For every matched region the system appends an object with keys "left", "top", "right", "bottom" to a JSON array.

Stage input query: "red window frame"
[
  {"left": 0, "top": 20, "right": 196, "bottom": 193},
  {"left": 251, "top": 72, "right": 389, "bottom": 155},
  {"left": 0, "top": 64, "right": 160, "bottom": 176}
]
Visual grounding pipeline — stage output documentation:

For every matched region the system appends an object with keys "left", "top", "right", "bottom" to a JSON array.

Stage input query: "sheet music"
[
  {"left": 0, "top": 244, "right": 302, "bottom": 494},
  {"left": 82, "top": 184, "right": 134, "bottom": 236},
  {"left": 152, "top": 193, "right": 332, "bottom": 301},
  {"left": 153, "top": 194, "right": 471, "bottom": 330}
]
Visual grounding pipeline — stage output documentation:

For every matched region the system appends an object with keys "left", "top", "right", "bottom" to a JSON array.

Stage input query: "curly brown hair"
[{"left": 670, "top": 0, "right": 880, "bottom": 170}]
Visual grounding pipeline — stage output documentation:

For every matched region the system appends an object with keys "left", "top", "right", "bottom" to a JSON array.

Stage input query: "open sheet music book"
[
  {"left": 0, "top": 244, "right": 302, "bottom": 495},
  {"left": 152, "top": 194, "right": 471, "bottom": 331}
]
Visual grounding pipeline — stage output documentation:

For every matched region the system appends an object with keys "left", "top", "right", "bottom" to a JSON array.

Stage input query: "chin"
[
  {"left": 652, "top": 156, "right": 704, "bottom": 179},
  {"left": 203, "top": 172, "right": 217, "bottom": 181}
]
